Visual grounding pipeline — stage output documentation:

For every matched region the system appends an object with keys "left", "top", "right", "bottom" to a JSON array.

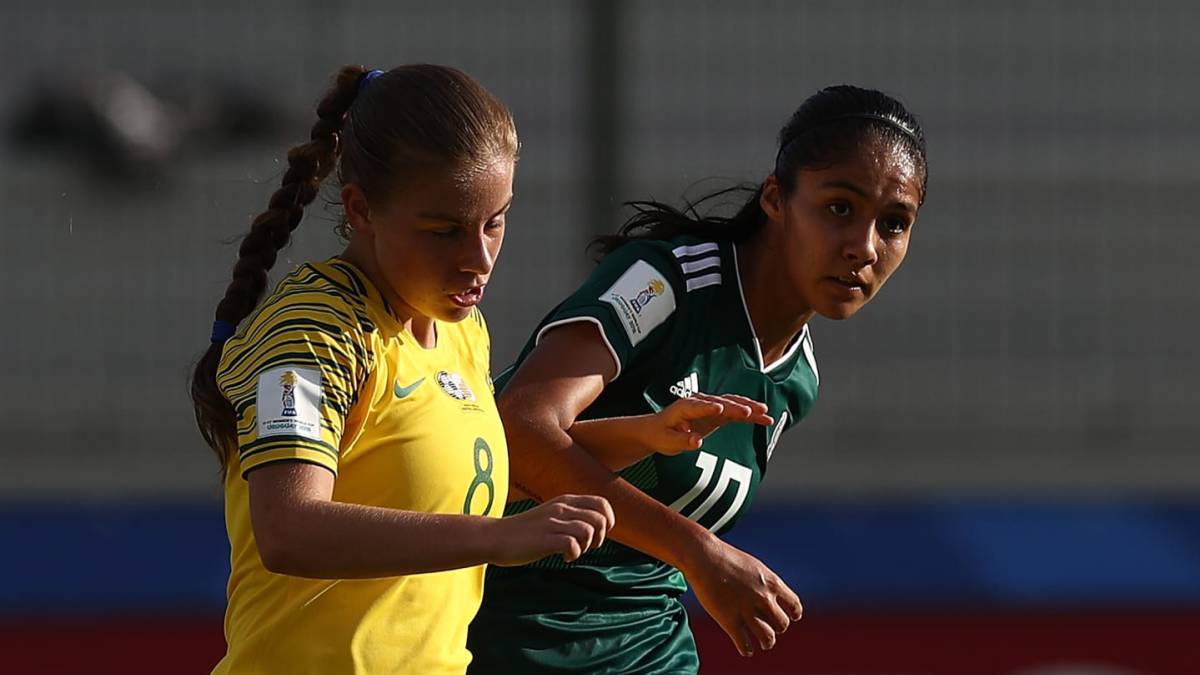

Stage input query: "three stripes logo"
[
  {"left": 670, "top": 372, "right": 700, "bottom": 399},
  {"left": 671, "top": 241, "right": 723, "bottom": 292}
]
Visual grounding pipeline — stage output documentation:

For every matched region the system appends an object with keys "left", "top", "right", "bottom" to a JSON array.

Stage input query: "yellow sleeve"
[{"left": 216, "top": 293, "right": 371, "bottom": 478}]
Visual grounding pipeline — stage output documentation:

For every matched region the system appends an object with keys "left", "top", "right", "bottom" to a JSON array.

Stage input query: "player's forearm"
[
  {"left": 506, "top": 414, "right": 716, "bottom": 572},
  {"left": 255, "top": 499, "right": 498, "bottom": 579},
  {"left": 567, "top": 416, "right": 656, "bottom": 471}
]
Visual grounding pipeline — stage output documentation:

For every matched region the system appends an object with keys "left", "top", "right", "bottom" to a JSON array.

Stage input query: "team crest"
[
  {"left": 279, "top": 370, "right": 299, "bottom": 417},
  {"left": 436, "top": 371, "right": 476, "bottom": 401}
]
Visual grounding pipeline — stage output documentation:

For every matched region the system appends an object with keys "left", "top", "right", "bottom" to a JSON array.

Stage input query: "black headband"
[{"left": 774, "top": 113, "right": 921, "bottom": 173}]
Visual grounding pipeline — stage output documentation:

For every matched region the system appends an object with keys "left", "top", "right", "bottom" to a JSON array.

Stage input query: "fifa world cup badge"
[{"left": 280, "top": 371, "right": 299, "bottom": 417}]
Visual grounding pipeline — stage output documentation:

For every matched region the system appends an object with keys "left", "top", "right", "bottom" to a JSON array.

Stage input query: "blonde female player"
[{"left": 190, "top": 64, "right": 763, "bottom": 675}]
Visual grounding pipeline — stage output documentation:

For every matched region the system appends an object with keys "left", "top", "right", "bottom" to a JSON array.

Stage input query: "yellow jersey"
[{"left": 211, "top": 259, "right": 509, "bottom": 675}]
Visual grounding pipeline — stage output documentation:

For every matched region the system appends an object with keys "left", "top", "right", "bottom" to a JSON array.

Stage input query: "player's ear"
[
  {"left": 343, "top": 183, "right": 374, "bottom": 236},
  {"left": 760, "top": 175, "right": 785, "bottom": 224}
]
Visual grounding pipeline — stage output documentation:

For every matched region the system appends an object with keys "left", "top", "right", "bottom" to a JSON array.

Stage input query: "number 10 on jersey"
[{"left": 668, "top": 452, "right": 752, "bottom": 533}]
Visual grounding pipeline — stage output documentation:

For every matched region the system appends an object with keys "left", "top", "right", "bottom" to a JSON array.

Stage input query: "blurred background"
[{"left": 3, "top": 1, "right": 1199, "bottom": 673}]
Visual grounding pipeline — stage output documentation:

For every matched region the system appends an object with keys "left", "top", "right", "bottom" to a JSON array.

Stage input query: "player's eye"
[
  {"left": 485, "top": 218, "right": 504, "bottom": 232},
  {"left": 828, "top": 202, "right": 851, "bottom": 217},
  {"left": 881, "top": 216, "right": 911, "bottom": 235}
]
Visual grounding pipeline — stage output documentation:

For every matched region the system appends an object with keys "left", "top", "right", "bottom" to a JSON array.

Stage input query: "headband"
[{"left": 775, "top": 113, "right": 921, "bottom": 172}]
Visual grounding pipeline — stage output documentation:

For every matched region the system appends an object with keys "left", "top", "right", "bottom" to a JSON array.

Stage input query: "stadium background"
[{"left": 3, "top": 1, "right": 1199, "bottom": 673}]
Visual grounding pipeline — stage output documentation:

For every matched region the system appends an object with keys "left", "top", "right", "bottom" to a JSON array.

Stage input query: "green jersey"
[{"left": 467, "top": 236, "right": 818, "bottom": 674}]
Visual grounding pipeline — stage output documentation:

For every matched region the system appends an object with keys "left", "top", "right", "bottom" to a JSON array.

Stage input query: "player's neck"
[
  {"left": 337, "top": 243, "right": 438, "bottom": 349},
  {"left": 735, "top": 238, "right": 812, "bottom": 365}
]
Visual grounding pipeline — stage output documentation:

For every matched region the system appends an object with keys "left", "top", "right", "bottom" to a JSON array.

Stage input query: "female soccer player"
[
  {"left": 467, "top": 85, "right": 928, "bottom": 673},
  {"left": 191, "top": 64, "right": 763, "bottom": 675}
]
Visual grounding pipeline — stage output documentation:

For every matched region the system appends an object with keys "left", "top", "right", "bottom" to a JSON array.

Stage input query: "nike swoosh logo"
[{"left": 394, "top": 377, "right": 426, "bottom": 399}]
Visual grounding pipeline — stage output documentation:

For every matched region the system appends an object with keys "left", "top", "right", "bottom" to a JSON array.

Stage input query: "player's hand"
[
  {"left": 683, "top": 535, "right": 802, "bottom": 657},
  {"left": 640, "top": 394, "right": 773, "bottom": 456},
  {"left": 486, "top": 494, "right": 616, "bottom": 567}
]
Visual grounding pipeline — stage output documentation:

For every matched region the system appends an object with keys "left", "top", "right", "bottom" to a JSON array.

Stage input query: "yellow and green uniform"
[{"left": 211, "top": 259, "right": 508, "bottom": 675}]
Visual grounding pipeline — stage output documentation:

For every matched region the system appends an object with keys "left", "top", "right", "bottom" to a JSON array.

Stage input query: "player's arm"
[
  {"left": 498, "top": 321, "right": 802, "bottom": 657},
  {"left": 225, "top": 303, "right": 613, "bottom": 580},
  {"left": 566, "top": 394, "right": 773, "bottom": 471},
  {"left": 245, "top": 461, "right": 614, "bottom": 579}
]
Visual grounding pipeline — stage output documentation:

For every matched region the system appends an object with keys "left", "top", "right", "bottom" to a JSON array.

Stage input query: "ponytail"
[
  {"left": 191, "top": 65, "right": 367, "bottom": 474},
  {"left": 590, "top": 184, "right": 767, "bottom": 258}
]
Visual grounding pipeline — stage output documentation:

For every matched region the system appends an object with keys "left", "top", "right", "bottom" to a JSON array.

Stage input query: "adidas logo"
[{"left": 669, "top": 372, "right": 700, "bottom": 398}]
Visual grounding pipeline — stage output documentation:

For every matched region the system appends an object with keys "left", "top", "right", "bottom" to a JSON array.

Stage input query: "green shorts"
[{"left": 466, "top": 567, "right": 699, "bottom": 675}]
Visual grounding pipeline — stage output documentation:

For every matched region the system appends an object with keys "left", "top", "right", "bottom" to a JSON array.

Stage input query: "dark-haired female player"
[
  {"left": 191, "top": 64, "right": 760, "bottom": 675},
  {"left": 468, "top": 85, "right": 929, "bottom": 674}
]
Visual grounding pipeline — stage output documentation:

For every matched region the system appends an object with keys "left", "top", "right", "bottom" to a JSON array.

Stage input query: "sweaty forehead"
[
  {"left": 807, "top": 137, "right": 924, "bottom": 207},
  {"left": 400, "top": 157, "right": 514, "bottom": 219}
]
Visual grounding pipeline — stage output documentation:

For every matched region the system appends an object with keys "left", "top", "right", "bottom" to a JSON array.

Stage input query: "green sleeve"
[{"left": 533, "top": 242, "right": 686, "bottom": 381}]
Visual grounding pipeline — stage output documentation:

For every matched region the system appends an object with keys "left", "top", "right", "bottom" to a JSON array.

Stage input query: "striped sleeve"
[{"left": 216, "top": 291, "right": 371, "bottom": 478}]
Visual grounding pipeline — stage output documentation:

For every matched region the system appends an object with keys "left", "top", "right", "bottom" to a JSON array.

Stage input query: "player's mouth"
[
  {"left": 824, "top": 274, "right": 868, "bottom": 299},
  {"left": 449, "top": 285, "right": 486, "bottom": 308}
]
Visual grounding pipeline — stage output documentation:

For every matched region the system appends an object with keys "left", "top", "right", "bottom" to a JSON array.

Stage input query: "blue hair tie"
[
  {"left": 211, "top": 320, "right": 236, "bottom": 344},
  {"left": 359, "top": 69, "right": 385, "bottom": 91}
]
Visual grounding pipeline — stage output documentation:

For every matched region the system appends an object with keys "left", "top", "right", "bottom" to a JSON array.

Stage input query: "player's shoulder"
[
  {"left": 221, "top": 261, "right": 376, "bottom": 365},
  {"left": 599, "top": 236, "right": 681, "bottom": 271},
  {"left": 257, "top": 260, "right": 375, "bottom": 333},
  {"left": 601, "top": 235, "right": 730, "bottom": 298}
]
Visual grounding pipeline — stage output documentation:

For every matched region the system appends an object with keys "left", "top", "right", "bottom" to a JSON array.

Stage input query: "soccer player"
[
  {"left": 466, "top": 85, "right": 929, "bottom": 673},
  {"left": 191, "top": 63, "right": 765, "bottom": 675}
]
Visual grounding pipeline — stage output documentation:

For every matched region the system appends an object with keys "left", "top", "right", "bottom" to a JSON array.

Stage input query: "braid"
[{"left": 191, "top": 65, "right": 367, "bottom": 474}]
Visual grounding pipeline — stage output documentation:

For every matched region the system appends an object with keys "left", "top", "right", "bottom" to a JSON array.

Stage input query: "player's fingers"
[
  {"left": 687, "top": 392, "right": 725, "bottom": 405},
  {"left": 552, "top": 534, "right": 584, "bottom": 563},
  {"left": 541, "top": 494, "right": 575, "bottom": 508},
  {"left": 557, "top": 494, "right": 616, "bottom": 530},
  {"left": 718, "top": 619, "right": 755, "bottom": 657},
  {"left": 662, "top": 427, "right": 705, "bottom": 452},
  {"left": 556, "top": 503, "right": 611, "bottom": 549},
  {"left": 549, "top": 516, "right": 597, "bottom": 554},
  {"left": 759, "top": 594, "right": 792, "bottom": 634},
  {"left": 776, "top": 584, "right": 804, "bottom": 622},
  {"left": 722, "top": 393, "right": 767, "bottom": 409},
  {"left": 747, "top": 616, "right": 778, "bottom": 651},
  {"left": 720, "top": 394, "right": 774, "bottom": 425},
  {"left": 671, "top": 396, "right": 724, "bottom": 421},
  {"left": 733, "top": 622, "right": 757, "bottom": 657},
  {"left": 707, "top": 395, "right": 753, "bottom": 422}
]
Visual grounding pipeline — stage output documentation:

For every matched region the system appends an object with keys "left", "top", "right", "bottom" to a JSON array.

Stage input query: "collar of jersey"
[
  {"left": 729, "top": 243, "right": 808, "bottom": 376},
  {"left": 326, "top": 257, "right": 408, "bottom": 337}
]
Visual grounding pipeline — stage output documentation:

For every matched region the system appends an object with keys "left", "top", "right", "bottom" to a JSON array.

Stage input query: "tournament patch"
[
  {"left": 256, "top": 365, "right": 322, "bottom": 440},
  {"left": 599, "top": 260, "right": 676, "bottom": 346}
]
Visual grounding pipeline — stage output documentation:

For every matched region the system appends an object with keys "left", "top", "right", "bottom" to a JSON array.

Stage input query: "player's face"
[
  {"left": 773, "top": 140, "right": 922, "bottom": 320},
  {"left": 367, "top": 157, "right": 513, "bottom": 324}
]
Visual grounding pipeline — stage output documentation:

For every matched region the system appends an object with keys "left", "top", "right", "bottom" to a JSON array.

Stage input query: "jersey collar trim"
[
  {"left": 327, "top": 257, "right": 404, "bottom": 335},
  {"left": 730, "top": 243, "right": 808, "bottom": 375}
]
